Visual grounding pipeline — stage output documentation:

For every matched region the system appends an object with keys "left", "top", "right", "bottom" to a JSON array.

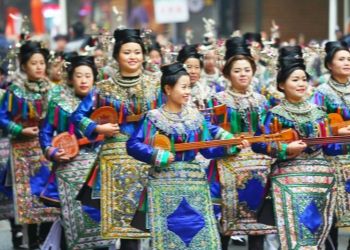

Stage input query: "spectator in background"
[
  {"left": 335, "top": 25, "right": 343, "bottom": 41},
  {"left": 342, "top": 19, "right": 350, "bottom": 46},
  {"left": 0, "top": 26, "right": 14, "bottom": 76},
  {"left": 64, "top": 21, "right": 87, "bottom": 52},
  {"left": 53, "top": 34, "right": 69, "bottom": 52}
]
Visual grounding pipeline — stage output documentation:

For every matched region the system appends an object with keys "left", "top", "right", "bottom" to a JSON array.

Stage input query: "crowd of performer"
[{"left": 1, "top": 16, "right": 350, "bottom": 250}]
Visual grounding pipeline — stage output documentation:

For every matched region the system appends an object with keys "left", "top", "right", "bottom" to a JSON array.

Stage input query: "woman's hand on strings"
[
  {"left": 95, "top": 123, "right": 120, "bottom": 137},
  {"left": 287, "top": 140, "right": 307, "bottom": 155},
  {"left": 338, "top": 125, "right": 350, "bottom": 135},
  {"left": 167, "top": 152, "right": 175, "bottom": 164},
  {"left": 21, "top": 126, "right": 39, "bottom": 138},
  {"left": 237, "top": 137, "right": 250, "bottom": 149},
  {"left": 53, "top": 149, "right": 70, "bottom": 162}
]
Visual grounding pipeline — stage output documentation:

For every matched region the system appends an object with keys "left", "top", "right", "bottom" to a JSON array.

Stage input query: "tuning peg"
[
  {"left": 269, "top": 123, "right": 274, "bottom": 134},
  {"left": 278, "top": 122, "right": 283, "bottom": 133},
  {"left": 277, "top": 141, "right": 282, "bottom": 152},
  {"left": 260, "top": 124, "right": 265, "bottom": 134},
  {"left": 267, "top": 142, "right": 271, "bottom": 153}
]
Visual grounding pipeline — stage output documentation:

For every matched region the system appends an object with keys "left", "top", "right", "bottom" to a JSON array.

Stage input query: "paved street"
[{"left": 0, "top": 219, "right": 349, "bottom": 249}]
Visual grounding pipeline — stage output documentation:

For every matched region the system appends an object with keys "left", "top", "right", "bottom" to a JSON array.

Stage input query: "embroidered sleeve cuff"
[
  {"left": 272, "top": 143, "right": 288, "bottom": 159},
  {"left": 151, "top": 149, "right": 169, "bottom": 167},
  {"left": 6, "top": 121, "right": 23, "bottom": 137},
  {"left": 50, "top": 148, "right": 60, "bottom": 162},
  {"left": 80, "top": 117, "right": 98, "bottom": 139},
  {"left": 341, "top": 143, "right": 350, "bottom": 155}
]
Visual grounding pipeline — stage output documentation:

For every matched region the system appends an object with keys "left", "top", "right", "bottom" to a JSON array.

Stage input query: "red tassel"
[{"left": 88, "top": 165, "right": 99, "bottom": 187}]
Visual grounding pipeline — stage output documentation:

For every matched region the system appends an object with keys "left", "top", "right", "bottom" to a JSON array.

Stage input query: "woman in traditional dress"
[
  {"left": 200, "top": 41, "right": 224, "bottom": 94},
  {"left": 148, "top": 41, "right": 162, "bottom": 66},
  {"left": 211, "top": 37, "right": 271, "bottom": 250},
  {"left": 177, "top": 45, "right": 212, "bottom": 109},
  {"left": 144, "top": 41, "right": 163, "bottom": 84},
  {"left": 47, "top": 51, "right": 78, "bottom": 85},
  {"left": 0, "top": 41, "right": 63, "bottom": 249},
  {"left": 39, "top": 55, "right": 114, "bottom": 249},
  {"left": 39, "top": 55, "right": 97, "bottom": 205},
  {"left": 309, "top": 41, "right": 350, "bottom": 250},
  {"left": 126, "top": 61, "right": 248, "bottom": 249},
  {"left": 252, "top": 45, "right": 350, "bottom": 249},
  {"left": 0, "top": 66, "right": 23, "bottom": 248},
  {"left": 71, "top": 28, "right": 159, "bottom": 250}
]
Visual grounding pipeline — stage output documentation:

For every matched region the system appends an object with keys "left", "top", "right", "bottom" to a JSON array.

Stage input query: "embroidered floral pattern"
[{"left": 146, "top": 107, "right": 204, "bottom": 135}]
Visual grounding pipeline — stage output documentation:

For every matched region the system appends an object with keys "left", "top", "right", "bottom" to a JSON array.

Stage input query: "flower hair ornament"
[
  {"left": 113, "top": 6, "right": 126, "bottom": 30},
  {"left": 185, "top": 28, "right": 193, "bottom": 45}
]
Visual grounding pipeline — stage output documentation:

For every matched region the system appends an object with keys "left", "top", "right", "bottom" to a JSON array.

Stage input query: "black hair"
[
  {"left": 324, "top": 41, "right": 349, "bottom": 70},
  {"left": 0, "top": 26, "right": 5, "bottom": 34},
  {"left": 19, "top": 41, "right": 50, "bottom": 66},
  {"left": 222, "top": 55, "right": 256, "bottom": 78},
  {"left": 224, "top": 37, "right": 252, "bottom": 61},
  {"left": 112, "top": 29, "right": 146, "bottom": 60},
  {"left": 67, "top": 56, "right": 98, "bottom": 81},
  {"left": 276, "top": 46, "right": 310, "bottom": 92},
  {"left": 242, "top": 32, "right": 264, "bottom": 49},
  {"left": 71, "top": 21, "right": 85, "bottom": 38},
  {"left": 54, "top": 34, "right": 69, "bottom": 41},
  {"left": 177, "top": 45, "right": 203, "bottom": 68},
  {"left": 149, "top": 41, "right": 162, "bottom": 55},
  {"left": 160, "top": 62, "right": 189, "bottom": 94}
]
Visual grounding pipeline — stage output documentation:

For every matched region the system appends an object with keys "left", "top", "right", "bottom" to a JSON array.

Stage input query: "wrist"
[{"left": 94, "top": 125, "right": 102, "bottom": 134}]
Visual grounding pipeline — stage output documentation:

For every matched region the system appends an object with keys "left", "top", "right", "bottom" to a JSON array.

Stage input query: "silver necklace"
[
  {"left": 328, "top": 77, "right": 350, "bottom": 94},
  {"left": 280, "top": 98, "right": 312, "bottom": 114},
  {"left": 280, "top": 98, "right": 318, "bottom": 138},
  {"left": 227, "top": 88, "right": 253, "bottom": 98},
  {"left": 159, "top": 105, "right": 188, "bottom": 122},
  {"left": 112, "top": 74, "right": 141, "bottom": 87},
  {"left": 24, "top": 77, "right": 51, "bottom": 94}
]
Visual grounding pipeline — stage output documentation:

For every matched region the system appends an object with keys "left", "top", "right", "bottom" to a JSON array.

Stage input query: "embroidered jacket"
[
  {"left": 213, "top": 91, "right": 269, "bottom": 134},
  {"left": 251, "top": 101, "right": 350, "bottom": 159},
  {"left": 71, "top": 74, "right": 160, "bottom": 139},
  {"left": 0, "top": 79, "right": 63, "bottom": 137},
  {"left": 310, "top": 80, "right": 350, "bottom": 121},
  {"left": 39, "top": 85, "right": 84, "bottom": 157},
  {"left": 126, "top": 106, "right": 240, "bottom": 167}
]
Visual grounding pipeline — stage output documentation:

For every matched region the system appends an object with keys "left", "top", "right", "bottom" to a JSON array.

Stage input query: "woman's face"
[
  {"left": 278, "top": 69, "right": 308, "bottom": 102},
  {"left": 184, "top": 58, "right": 201, "bottom": 84},
  {"left": 328, "top": 50, "right": 350, "bottom": 78},
  {"left": 149, "top": 50, "right": 162, "bottom": 65},
  {"left": 49, "top": 63, "right": 62, "bottom": 82},
  {"left": 94, "top": 49, "right": 104, "bottom": 65},
  {"left": 204, "top": 50, "right": 216, "bottom": 72},
  {"left": 117, "top": 42, "right": 143, "bottom": 74},
  {"left": 165, "top": 75, "right": 191, "bottom": 106},
  {"left": 227, "top": 59, "right": 253, "bottom": 92},
  {"left": 72, "top": 65, "right": 94, "bottom": 97},
  {"left": 21, "top": 53, "right": 46, "bottom": 81}
]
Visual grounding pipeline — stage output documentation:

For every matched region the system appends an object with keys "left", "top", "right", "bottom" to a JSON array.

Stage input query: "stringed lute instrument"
[
  {"left": 328, "top": 113, "right": 350, "bottom": 135},
  {"left": 150, "top": 128, "right": 294, "bottom": 152},
  {"left": 52, "top": 106, "right": 143, "bottom": 158}
]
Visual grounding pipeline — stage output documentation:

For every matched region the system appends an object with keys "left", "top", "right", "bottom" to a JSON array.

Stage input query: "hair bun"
[
  {"left": 161, "top": 62, "right": 187, "bottom": 76},
  {"left": 67, "top": 56, "right": 95, "bottom": 67},
  {"left": 149, "top": 41, "right": 161, "bottom": 52},
  {"left": 177, "top": 45, "right": 201, "bottom": 63},
  {"left": 20, "top": 41, "right": 50, "bottom": 61},
  {"left": 242, "top": 32, "right": 263, "bottom": 48},
  {"left": 325, "top": 41, "right": 348, "bottom": 54},
  {"left": 224, "top": 37, "right": 251, "bottom": 60},
  {"left": 113, "top": 29, "right": 141, "bottom": 44},
  {"left": 278, "top": 46, "right": 305, "bottom": 70}
]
